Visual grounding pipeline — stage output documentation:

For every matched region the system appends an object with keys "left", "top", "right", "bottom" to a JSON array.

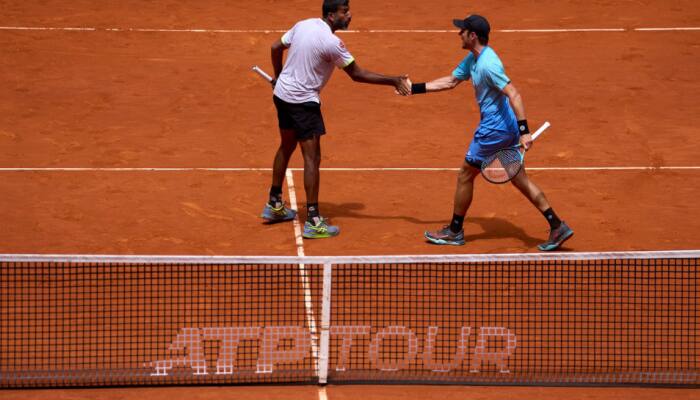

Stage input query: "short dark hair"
[
  {"left": 475, "top": 33, "right": 489, "bottom": 45},
  {"left": 322, "top": 0, "right": 349, "bottom": 17}
]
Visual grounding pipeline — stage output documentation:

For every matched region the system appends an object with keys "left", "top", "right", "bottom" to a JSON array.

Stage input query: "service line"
[
  {"left": 1, "top": 166, "right": 699, "bottom": 172},
  {"left": 1, "top": 26, "right": 700, "bottom": 33}
]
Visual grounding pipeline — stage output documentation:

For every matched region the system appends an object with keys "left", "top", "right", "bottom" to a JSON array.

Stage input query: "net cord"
[{"left": 2, "top": 250, "right": 699, "bottom": 265}]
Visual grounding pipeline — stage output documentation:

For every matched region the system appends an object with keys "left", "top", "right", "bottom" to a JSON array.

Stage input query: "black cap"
[{"left": 453, "top": 14, "right": 490, "bottom": 39}]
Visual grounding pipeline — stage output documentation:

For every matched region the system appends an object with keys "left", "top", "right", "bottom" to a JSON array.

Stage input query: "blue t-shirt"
[{"left": 452, "top": 47, "right": 518, "bottom": 135}]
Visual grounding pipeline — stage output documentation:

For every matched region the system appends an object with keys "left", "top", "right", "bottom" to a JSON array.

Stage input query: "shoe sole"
[
  {"left": 262, "top": 216, "right": 296, "bottom": 224},
  {"left": 303, "top": 232, "right": 339, "bottom": 239},
  {"left": 424, "top": 233, "right": 465, "bottom": 246},
  {"left": 538, "top": 229, "right": 574, "bottom": 251},
  {"left": 261, "top": 211, "right": 297, "bottom": 224}
]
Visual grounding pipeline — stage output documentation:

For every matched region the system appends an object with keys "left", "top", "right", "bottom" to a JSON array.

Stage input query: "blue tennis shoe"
[
  {"left": 261, "top": 202, "right": 297, "bottom": 224},
  {"left": 303, "top": 217, "right": 340, "bottom": 239},
  {"left": 424, "top": 225, "right": 465, "bottom": 246},
  {"left": 538, "top": 221, "right": 574, "bottom": 251}
]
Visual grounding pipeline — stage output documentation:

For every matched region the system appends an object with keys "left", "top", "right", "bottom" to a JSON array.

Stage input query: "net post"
[{"left": 317, "top": 261, "right": 333, "bottom": 384}]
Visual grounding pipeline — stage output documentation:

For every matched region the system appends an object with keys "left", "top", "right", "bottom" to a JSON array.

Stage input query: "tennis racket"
[
  {"left": 252, "top": 65, "right": 274, "bottom": 84},
  {"left": 480, "top": 121, "right": 550, "bottom": 184}
]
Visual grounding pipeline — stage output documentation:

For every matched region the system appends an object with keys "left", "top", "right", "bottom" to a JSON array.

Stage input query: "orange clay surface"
[
  {"left": 1, "top": 0, "right": 699, "bottom": 399},
  {"left": 1, "top": 386, "right": 698, "bottom": 400}
]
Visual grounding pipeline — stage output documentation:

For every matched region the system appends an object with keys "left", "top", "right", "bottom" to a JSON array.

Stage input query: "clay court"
[{"left": 1, "top": 0, "right": 699, "bottom": 399}]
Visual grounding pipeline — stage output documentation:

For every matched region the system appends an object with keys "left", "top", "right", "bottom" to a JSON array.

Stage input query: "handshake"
[{"left": 393, "top": 75, "right": 413, "bottom": 96}]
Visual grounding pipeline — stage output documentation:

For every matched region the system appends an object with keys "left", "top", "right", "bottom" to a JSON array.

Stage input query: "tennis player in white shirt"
[{"left": 261, "top": 0, "right": 411, "bottom": 239}]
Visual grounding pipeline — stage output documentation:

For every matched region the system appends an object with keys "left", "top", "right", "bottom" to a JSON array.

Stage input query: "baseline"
[{"left": 1, "top": 26, "right": 700, "bottom": 33}]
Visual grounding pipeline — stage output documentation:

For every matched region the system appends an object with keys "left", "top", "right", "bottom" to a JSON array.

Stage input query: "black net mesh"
[{"left": 1, "top": 255, "right": 698, "bottom": 387}]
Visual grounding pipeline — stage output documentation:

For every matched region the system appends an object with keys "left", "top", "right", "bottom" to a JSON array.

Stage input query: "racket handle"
[
  {"left": 531, "top": 121, "right": 550, "bottom": 141},
  {"left": 252, "top": 65, "right": 274, "bottom": 82}
]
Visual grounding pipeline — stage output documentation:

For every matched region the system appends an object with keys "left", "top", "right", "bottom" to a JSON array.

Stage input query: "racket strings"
[{"left": 481, "top": 148, "right": 523, "bottom": 183}]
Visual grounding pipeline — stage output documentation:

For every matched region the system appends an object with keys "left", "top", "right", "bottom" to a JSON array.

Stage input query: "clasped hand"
[{"left": 394, "top": 75, "right": 412, "bottom": 96}]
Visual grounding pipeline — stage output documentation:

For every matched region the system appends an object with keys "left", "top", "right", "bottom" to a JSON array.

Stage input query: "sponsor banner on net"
[{"left": 146, "top": 324, "right": 517, "bottom": 376}]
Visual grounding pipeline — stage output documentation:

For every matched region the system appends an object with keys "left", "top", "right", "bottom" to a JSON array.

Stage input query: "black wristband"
[
  {"left": 411, "top": 83, "right": 427, "bottom": 94},
  {"left": 517, "top": 119, "right": 530, "bottom": 135}
]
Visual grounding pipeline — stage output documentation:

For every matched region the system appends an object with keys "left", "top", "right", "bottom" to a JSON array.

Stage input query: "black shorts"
[{"left": 273, "top": 95, "right": 326, "bottom": 140}]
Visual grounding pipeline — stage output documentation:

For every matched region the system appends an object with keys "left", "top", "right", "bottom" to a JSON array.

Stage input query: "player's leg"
[
  {"left": 270, "top": 128, "right": 297, "bottom": 199},
  {"left": 290, "top": 102, "right": 338, "bottom": 238},
  {"left": 262, "top": 98, "right": 299, "bottom": 223},
  {"left": 299, "top": 134, "right": 321, "bottom": 208},
  {"left": 299, "top": 134, "right": 339, "bottom": 238},
  {"left": 510, "top": 167, "right": 550, "bottom": 211},
  {"left": 425, "top": 161, "right": 479, "bottom": 246},
  {"left": 425, "top": 133, "right": 489, "bottom": 246},
  {"left": 262, "top": 128, "right": 298, "bottom": 223},
  {"left": 510, "top": 168, "right": 573, "bottom": 250},
  {"left": 453, "top": 161, "right": 480, "bottom": 217}
]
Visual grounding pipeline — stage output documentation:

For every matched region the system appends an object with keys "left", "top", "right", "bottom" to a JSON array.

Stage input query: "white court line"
[
  {"left": 285, "top": 169, "right": 306, "bottom": 257},
  {"left": 5, "top": 250, "right": 700, "bottom": 264},
  {"left": 110, "top": 28, "right": 288, "bottom": 33},
  {"left": 0, "top": 167, "right": 274, "bottom": 172},
  {"left": 284, "top": 170, "right": 323, "bottom": 385},
  {"left": 1, "top": 26, "right": 699, "bottom": 33},
  {"left": 0, "top": 166, "right": 699, "bottom": 172},
  {"left": 0, "top": 26, "right": 97, "bottom": 31},
  {"left": 635, "top": 27, "right": 700, "bottom": 31},
  {"left": 318, "top": 166, "right": 700, "bottom": 171},
  {"left": 499, "top": 28, "right": 626, "bottom": 33},
  {"left": 318, "top": 386, "right": 328, "bottom": 400},
  {"left": 0, "top": 26, "right": 285, "bottom": 33}
]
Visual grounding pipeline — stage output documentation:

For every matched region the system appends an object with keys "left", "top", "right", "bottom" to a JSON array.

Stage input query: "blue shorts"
[{"left": 465, "top": 128, "right": 520, "bottom": 168}]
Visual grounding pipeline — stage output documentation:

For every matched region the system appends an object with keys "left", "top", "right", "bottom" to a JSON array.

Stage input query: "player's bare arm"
[
  {"left": 502, "top": 83, "right": 532, "bottom": 149},
  {"left": 502, "top": 83, "right": 525, "bottom": 119},
  {"left": 425, "top": 75, "right": 463, "bottom": 92},
  {"left": 407, "top": 75, "right": 463, "bottom": 95},
  {"left": 270, "top": 39, "right": 288, "bottom": 85},
  {"left": 343, "top": 61, "right": 411, "bottom": 95}
]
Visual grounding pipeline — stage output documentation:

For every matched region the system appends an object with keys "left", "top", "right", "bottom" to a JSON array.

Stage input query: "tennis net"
[{"left": 1, "top": 251, "right": 698, "bottom": 387}]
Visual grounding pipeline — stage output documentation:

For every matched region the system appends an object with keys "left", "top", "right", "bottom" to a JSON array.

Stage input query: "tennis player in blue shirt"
[{"left": 410, "top": 14, "right": 573, "bottom": 251}]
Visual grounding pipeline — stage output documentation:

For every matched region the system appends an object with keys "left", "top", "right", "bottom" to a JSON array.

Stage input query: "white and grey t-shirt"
[{"left": 273, "top": 18, "right": 355, "bottom": 104}]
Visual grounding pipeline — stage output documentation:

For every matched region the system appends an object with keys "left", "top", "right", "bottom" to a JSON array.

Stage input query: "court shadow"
[
  {"left": 317, "top": 202, "right": 444, "bottom": 225},
  {"left": 316, "top": 203, "right": 549, "bottom": 248},
  {"left": 462, "top": 217, "right": 543, "bottom": 247}
]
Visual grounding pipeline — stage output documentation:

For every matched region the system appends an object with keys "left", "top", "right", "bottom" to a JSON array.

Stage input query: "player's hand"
[
  {"left": 520, "top": 133, "right": 533, "bottom": 150},
  {"left": 394, "top": 75, "right": 411, "bottom": 96},
  {"left": 271, "top": 78, "right": 277, "bottom": 89}
]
